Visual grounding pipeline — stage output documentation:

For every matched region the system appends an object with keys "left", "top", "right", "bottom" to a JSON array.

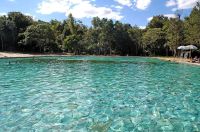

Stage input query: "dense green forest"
[{"left": 0, "top": 3, "right": 200, "bottom": 56}]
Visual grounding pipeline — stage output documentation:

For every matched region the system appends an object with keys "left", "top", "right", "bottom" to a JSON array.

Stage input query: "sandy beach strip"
[
  {"left": 0, "top": 52, "right": 72, "bottom": 58},
  {"left": 155, "top": 57, "right": 200, "bottom": 66}
]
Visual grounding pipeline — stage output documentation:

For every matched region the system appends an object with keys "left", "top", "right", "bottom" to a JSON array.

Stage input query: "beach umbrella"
[
  {"left": 177, "top": 46, "right": 186, "bottom": 50},
  {"left": 185, "top": 45, "right": 198, "bottom": 50},
  {"left": 184, "top": 45, "right": 198, "bottom": 59}
]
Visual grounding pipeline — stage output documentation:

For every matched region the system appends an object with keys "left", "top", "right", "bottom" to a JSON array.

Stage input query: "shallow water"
[{"left": 0, "top": 56, "right": 200, "bottom": 131}]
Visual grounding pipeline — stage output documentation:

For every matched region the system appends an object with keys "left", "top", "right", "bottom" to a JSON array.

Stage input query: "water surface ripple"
[{"left": 0, "top": 56, "right": 200, "bottom": 131}]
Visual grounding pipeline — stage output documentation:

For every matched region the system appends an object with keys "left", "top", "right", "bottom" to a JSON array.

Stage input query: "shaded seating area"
[{"left": 177, "top": 45, "right": 199, "bottom": 63}]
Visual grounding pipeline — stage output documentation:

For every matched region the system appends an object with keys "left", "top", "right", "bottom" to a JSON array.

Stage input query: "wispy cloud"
[
  {"left": 37, "top": 0, "right": 123, "bottom": 20},
  {"left": 166, "top": 0, "right": 176, "bottom": 7},
  {"left": 164, "top": 14, "right": 176, "bottom": 18},
  {"left": 114, "top": 0, "right": 132, "bottom": 7},
  {"left": 111, "top": 5, "right": 124, "bottom": 11},
  {"left": 114, "top": 0, "right": 152, "bottom": 10},
  {"left": 166, "top": 0, "right": 199, "bottom": 10},
  {"left": 112, "top": 5, "right": 123, "bottom": 9}
]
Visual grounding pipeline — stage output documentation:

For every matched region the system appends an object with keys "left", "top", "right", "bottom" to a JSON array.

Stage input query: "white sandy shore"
[
  {"left": 154, "top": 57, "right": 200, "bottom": 66},
  {"left": 0, "top": 52, "right": 71, "bottom": 58}
]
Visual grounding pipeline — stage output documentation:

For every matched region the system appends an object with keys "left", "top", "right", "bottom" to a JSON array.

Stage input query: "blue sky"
[{"left": 0, "top": 0, "right": 199, "bottom": 28}]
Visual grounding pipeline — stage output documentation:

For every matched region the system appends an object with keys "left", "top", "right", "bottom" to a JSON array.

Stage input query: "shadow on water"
[{"left": 4, "top": 58, "right": 160, "bottom": 65}]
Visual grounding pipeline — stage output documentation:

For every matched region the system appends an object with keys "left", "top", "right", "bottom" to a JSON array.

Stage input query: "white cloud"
[
  {"left": 112, "top": 5, "right": 123, "bottom": 9},
  {"left": 164, "top": 14, "right": 177, "bottom": 18},
  {"left": 114, "top": 0, "right": 152, "bottom": 10},
  {"left": 37, "top": 0, "right": 71, "bottom": 14},
  {"left": 172, "top": 7, "right": 177, "bottom": 11},
  {"left": 0, "top": 12, "right": 7, "bottom": 16},
  {"left": 135, "top": 0, "right": 151, "bottom": 10},
  {"left": 166, "top": 0, "right": 176, "bottom": 7},
  {"left": 68, "top": 1, "right": 123, "bottom": 20},
  {"left": 147, "top": 17, "right": 153, "bottom": 21},
  {"left": 166, "top": 0, "right": 199, "bottom": 10},
  {"left": 8, "top": 0, "right": 15, "bottom": 2},
  {"left": 37, "top": 0, "right": 123, "bottom": 20},
  {"left": 177, "top": 0, "right": 199, "bottom": 9},
  {"left": 114, "top": 0, "right": 132, "bottom": 7},
  {"left": 139, "top": 26, "right": 146, "bottom": 29}
]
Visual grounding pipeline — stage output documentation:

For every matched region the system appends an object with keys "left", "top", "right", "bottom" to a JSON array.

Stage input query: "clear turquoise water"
[{"left": 0, "top": 56, "right": 200, "bottom": 131}]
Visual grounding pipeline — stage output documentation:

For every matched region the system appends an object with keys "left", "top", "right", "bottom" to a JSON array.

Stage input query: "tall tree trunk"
[
  {"left": 1, "top": 36, "right": 3, "bottom": 51},
  {"left": 40, "top": 46, "right": 42, "bottom": 53},
  {"left": 136, "top": 44, "right": 138, "bottom": 56},
  {"left": 110, "top": 46, "right": 111, "bottom": 55},
  {"left": 173, "top": 49, "right": 177, "bottom": 57},
  {"left": 166, "top": 48, "right": 168, "bottom": 56}
]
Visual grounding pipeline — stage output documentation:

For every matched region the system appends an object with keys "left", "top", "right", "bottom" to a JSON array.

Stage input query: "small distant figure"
[
  {"left": 198, "top": 58, "right": 200, "bottom": 63},
  {"left": 192, "top": 56, "right": 199, "bottom": 63},
  {"left": 184, "top": 52, "right": 188, "bottom": 58}
]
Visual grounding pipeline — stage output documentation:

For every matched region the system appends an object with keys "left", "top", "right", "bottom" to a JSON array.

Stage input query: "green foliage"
[
  {"left": 1, "top": 4, "right": 200, "bottom": 57},
  {"left": 63, "top": 35, "right": 80, "bottom": 54},
  {"left": 128, "top": 27, "right": 143, "bottom": 55},
  {"left": 0, "top": 16, "right": 17, "bottom": 51},
  {"left": 147, "top": 15, "right": 168, "bottom": 29},
  {"left": 142, "top": 28, "right": 166, "bottom": 56},
  {"left": 82, "top": 28, "right": 100, "bottom": 54},
  {"left": 0, "top": 12, "right": 34, "bottom": 51},
  {"left": 19, "top": 24, "right": 58, "bottom": 52},
  {"left": 165, "top": 17, "right": 184, "bottom": 56},
  {"left": 8, "top": 12, "right": 33, "bottom": 33},
  {"left": 67, "top": 13, "right": 77, "bottom": 35},
  {"left": 184, "top": 2, "right": 200, "bottom": 46}
]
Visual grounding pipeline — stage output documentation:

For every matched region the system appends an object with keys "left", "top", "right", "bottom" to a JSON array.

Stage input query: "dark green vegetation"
[{"left": 0, "top": 3, "right": 200, "bottom": 56}]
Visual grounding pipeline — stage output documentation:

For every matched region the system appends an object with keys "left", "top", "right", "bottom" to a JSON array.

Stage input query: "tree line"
[{"left": 0, "top": 2, "right": 200, "bottom": 56}]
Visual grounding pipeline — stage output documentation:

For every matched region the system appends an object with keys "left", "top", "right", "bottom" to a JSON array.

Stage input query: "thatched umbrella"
[
  {"left": 177, "top": 45, "right": 198, "bottom": 58},
  {"left": 177, "top": 46, "right": 186, "bottom": 58},
  {"left": 185, "top": 45, "right": 198, "bottom": 50},
  {"left": 177, "top": 46, "right": 187, "bottom": 50},
  {"left": 177, "top": 45, "right": 198, "bottom": 50}
]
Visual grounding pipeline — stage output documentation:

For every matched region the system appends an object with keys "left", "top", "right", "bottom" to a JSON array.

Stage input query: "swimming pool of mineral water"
[{"left": 0, "top": 56, "right": 200, "bottom": 131}]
